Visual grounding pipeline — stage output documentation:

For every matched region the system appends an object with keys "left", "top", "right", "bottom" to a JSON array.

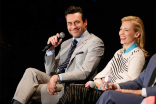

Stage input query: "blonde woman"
[{"left": 85, "top": 16, "right": 148, "bottom": 89}]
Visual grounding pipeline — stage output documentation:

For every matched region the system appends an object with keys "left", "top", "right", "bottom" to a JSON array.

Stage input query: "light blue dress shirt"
[{"left": 46, "top": 30, "right": 87, "bottom": 80}]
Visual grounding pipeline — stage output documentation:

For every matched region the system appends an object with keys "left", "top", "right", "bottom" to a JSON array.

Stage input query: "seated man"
[
  {"left": 96, "top": 53, "right": 156, "bottom": 104},
  {"left": 12, "top": 6, "right": 104, "bottom": 104}
]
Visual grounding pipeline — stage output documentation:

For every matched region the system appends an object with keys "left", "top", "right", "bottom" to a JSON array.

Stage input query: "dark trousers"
[{"left": 96, "top": 90, "right": 144, "bottom": 104}]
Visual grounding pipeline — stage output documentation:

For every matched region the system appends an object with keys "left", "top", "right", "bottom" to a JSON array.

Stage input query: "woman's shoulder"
[
  {"left": 113, "top": 47, "right": 144, "bottom": 57},
  {"left": 114, "top": 47, "right": 144, "bottom": 58},
  {"left": 130, "top": 47, "right": 144, "bottom": 56},
  {"left": 126, "top": 47, "right": 145, "bottom": 59}
]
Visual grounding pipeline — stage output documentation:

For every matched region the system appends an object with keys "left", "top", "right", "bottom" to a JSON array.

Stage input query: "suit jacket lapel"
[
  {"left": 67, "top": 31, "right": 90, "bottom": 67},
  {"left": 60, "top": 39, "right": 73, "bottom": 61}
]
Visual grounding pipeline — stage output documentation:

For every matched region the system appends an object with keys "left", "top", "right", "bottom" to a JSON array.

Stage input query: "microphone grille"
[
  {"left": 90, "top": 82, "right": 96, "bottom": 88},
  {"left": 60, "top": 32, "right": 65, "bottom": 39}
]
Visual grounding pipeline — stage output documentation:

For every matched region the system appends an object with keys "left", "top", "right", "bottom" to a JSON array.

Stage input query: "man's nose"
[{"left": 72, "top": 23, "right": 77, "bottom": 29}]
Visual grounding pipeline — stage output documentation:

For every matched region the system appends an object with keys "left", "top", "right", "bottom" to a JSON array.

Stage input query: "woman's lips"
[{"left": 120, "top": 37, "right": 126, "bottom": 40}]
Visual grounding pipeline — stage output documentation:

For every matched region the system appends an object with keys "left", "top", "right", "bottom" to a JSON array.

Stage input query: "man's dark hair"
[{"left": 65, "top": 6, "right": 87, "bottom": 22}]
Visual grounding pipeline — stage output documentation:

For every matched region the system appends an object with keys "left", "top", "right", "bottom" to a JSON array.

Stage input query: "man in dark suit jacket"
[{"left": 96, "top": 53, "right": 156, "bottom": 104}]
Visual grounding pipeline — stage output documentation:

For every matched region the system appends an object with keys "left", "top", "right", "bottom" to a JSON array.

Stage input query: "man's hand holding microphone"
[
  {"left": 42, "top": 32, "right": 65, "bottom": 52},
  {"left": 47, "top": 33, "right": 63, "bottom": 51}
]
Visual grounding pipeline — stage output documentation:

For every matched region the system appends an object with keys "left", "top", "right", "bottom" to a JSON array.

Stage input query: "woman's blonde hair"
[{"left": 121, "top": 16, "right": 149, "bottom": 58}]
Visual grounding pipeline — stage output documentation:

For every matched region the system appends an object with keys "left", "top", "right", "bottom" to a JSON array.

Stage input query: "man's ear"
[{"left": 84, "top": 19, "right": 87, "bottom": 26}]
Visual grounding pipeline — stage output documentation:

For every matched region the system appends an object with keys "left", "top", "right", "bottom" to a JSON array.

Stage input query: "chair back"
[{"left": 58, "top": 84, "right": 103, "bottom": 104}]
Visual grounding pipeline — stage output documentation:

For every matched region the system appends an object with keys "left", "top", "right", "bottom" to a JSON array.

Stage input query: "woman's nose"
[{"left": 119, "top": 30, "right": 123, "bottom": 35}]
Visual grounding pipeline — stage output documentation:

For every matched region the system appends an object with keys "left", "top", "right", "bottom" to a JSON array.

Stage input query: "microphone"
[
  {"left": 42, "top": 32, "right": 65, "bottom": 52},
  {"left": 90, "top": 82, "right": 96, "bottom": 88}
]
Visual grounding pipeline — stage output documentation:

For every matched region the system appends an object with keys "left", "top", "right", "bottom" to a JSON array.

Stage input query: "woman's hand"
[{"left": 85, "top": 81, "right": 93, "bottom": 88}]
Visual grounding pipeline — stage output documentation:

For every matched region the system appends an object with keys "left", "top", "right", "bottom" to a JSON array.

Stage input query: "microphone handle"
[{"left": 42, "top": 37, "right": 61, "bottom": 52}]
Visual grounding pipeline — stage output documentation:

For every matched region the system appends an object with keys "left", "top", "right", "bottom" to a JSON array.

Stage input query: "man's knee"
[
  {"left": 24, "top": 68, "right": 40, "bottom": 84},
  {"left": 100, "top": 90, "right": 113, "bottom": 99},
  {"left": 97, "top": 90, "right": 116, "bottom": 104},
  {"left": 25, "top": 68, "right": 39, "bottom": 77},
  {"left": 25, "top": 68, "right": 38, "bottom": 73},
  {"left": 105, "top": 90, "right": 114, "bottom": 95},
  {"left": 104, "top": 90, "right": 118, "bottom": 99}
]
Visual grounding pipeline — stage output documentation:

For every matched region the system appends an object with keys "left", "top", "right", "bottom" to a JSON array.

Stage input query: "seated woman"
[
  {"left": 58, "top": 16, "right": 148, "bottom": 104},
  {"left": 85, "top": 16, "right": 148, "bottom": 90}
]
